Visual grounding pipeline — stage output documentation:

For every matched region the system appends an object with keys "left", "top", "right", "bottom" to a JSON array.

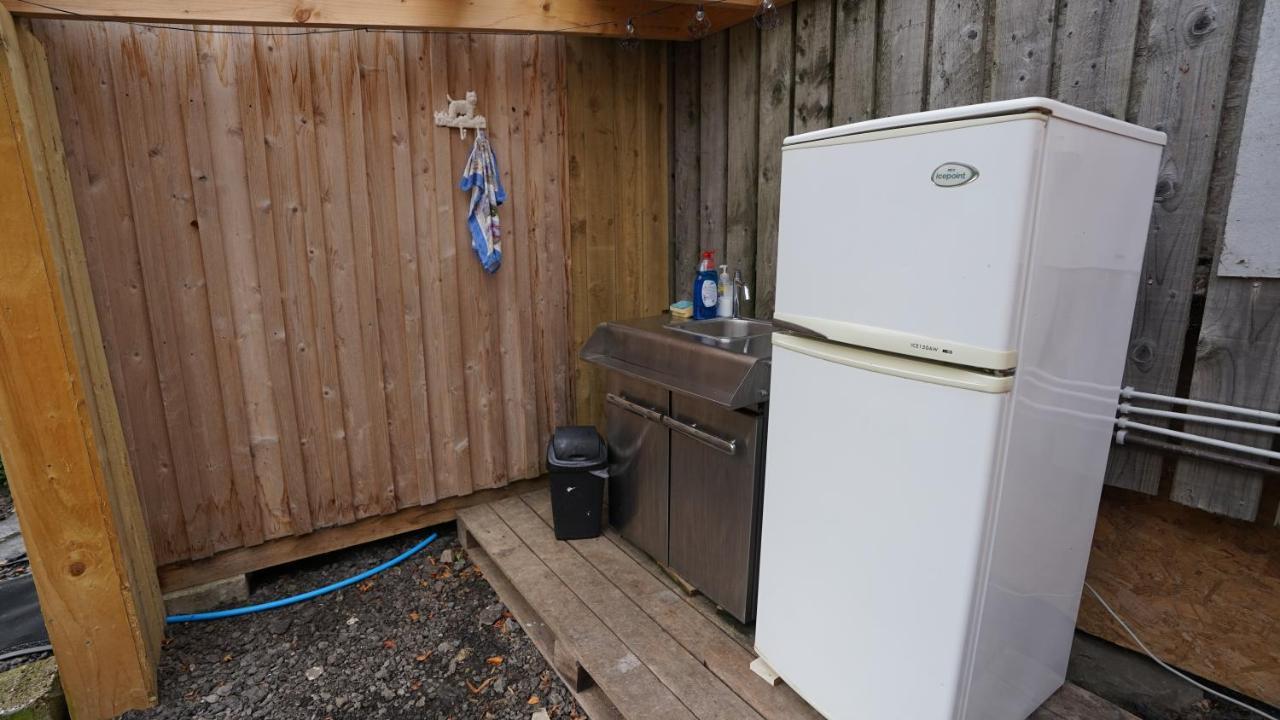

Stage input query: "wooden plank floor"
[{"left": 458, "top": 490, "right": 1137, "bottom": 720}]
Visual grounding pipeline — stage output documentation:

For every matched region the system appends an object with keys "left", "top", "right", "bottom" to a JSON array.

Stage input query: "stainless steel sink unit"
[{"left": 580, "top": 315, "right": 772, "bottom": 623}]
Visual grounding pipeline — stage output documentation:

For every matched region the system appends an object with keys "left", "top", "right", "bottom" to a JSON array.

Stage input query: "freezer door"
[
  {"left": 774, "top": 115, "right": 1047, "bottom": 370},
  {"left": 754, "top": 342, "right": 1010, "bottom": 720}
]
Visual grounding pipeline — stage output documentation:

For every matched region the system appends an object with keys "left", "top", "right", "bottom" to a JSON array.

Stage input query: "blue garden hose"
[{"left": 166, "top": 533, "right": 439, "bottom": 624}]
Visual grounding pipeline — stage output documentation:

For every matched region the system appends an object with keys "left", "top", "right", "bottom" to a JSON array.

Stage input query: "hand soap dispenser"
[{"left": 716, "top": 265, "right": 733, "bottom": 318}]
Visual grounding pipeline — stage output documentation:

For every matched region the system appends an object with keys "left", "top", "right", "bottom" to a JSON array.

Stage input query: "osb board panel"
[
  {"left": 33, "top": 20, "right": 573, "bottom": 565},
  {"left": 564, "top": 38, "right": 669, "bottom": 427},
  {"left": 1079, "top": 488, "right": 1280, "bottom": 707}
]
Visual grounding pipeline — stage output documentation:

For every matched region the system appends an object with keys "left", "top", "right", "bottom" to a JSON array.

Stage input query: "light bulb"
[
  {"left": 620, "top": 17, "right": 640, "bottom": 49},
  {"left": 688, "top": 5, "right": 712, "bottom": 38},
  {"left": 755, "top": 0, "right": 781, "bottom": 30}
]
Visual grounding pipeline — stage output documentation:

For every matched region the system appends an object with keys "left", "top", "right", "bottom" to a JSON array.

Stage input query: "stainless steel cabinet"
[
  {"left": 603, "top": 372, "right": 767, "bottom": 623},
  {"left": 668, "top": 394, "right": 766, "bottom": 623},
  {"left": 604, "top": 375, "right": 670, "bottom": 564}
]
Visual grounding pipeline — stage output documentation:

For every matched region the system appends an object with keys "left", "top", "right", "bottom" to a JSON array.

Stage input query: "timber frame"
[
  {"left": 2, "top": 0, "right": 770, "bottom": 40},
  {"left": 0, "top": 7, "right": 163, "bottom": 717}
]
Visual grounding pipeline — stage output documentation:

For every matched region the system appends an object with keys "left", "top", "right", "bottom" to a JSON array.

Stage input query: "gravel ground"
[
  {"left": 0, "top": 492, "right": 29, "bottom": 581},
  {"left": 124, "top": 529, "right": 584, "bottom": 720}
]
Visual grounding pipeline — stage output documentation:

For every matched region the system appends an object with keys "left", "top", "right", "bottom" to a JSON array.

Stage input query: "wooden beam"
[
  {"left": 1, "top": 0, "right": 758, "bottom": 39},
  {"left": 0, "top": 8, "right": 162, "bottom": 719},
  {"left": 157, "top": 476, "right": 550, "bottom": 592}
]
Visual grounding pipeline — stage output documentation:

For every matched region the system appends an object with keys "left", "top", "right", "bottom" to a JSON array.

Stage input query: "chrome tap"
[{"left": 733, "top": 270, "right": 751, "bottom": 318}]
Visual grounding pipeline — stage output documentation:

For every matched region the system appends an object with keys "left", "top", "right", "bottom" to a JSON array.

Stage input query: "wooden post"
[{"left": 0, "top": 10, "right": 163, "bottom": 718}]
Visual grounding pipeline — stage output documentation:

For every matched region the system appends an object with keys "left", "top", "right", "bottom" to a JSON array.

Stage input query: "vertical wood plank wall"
[
  {"left": 32, "top": 20, "right": 574, "bottom": 566},
  {"left": 564, "top": 38, "right": 670, "bottom": 428},
  {"left": 669, "top": 0, "right": 1277, "bottom": 523}
]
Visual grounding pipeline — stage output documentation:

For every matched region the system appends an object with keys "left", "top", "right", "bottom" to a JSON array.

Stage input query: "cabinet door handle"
[
  {"left": 663, "top": 416, "right": 737, "bottom": 455},
  {"left": 606, "top": 393, "right": 665, "bottom": 424}
]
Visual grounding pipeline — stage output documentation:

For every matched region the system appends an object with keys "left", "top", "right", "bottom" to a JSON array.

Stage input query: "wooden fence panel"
[
  {"left": 35, "top": 22, "right": 573, "bottom": 565},
  {"left": 672, "top": 0, "right": 1273, "bottom": 517},
  {"left": 565, "top": 37, "right": 671, "bottom": 427}
]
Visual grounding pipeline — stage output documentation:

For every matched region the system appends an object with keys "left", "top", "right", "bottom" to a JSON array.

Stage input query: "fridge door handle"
[
  {"left": 663, "top": 416, "right": 737, "bottom": 455},
  {"left": 606, "top": 393, "right": 666, "bottom": 424}
]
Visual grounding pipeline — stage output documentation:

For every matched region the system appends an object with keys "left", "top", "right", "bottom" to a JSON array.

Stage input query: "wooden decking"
[{"left": 457, "top": 490, "right": 1137, "bottom": 720}]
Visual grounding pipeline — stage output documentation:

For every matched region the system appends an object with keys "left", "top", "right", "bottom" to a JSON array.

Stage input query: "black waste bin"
[{"left": 546, "top": 426, "right": 607, "bottom": 540}]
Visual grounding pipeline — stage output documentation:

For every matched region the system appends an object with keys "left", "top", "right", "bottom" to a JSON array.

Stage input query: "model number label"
[
  {"left": 932, "top": 162, "right": 979, "bottom": 187},
  {"left": 911, "top": 342, "right": 940, "bottom": 352}
]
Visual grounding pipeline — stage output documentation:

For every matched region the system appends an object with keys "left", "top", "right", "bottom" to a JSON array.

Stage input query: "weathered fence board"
[
  {"left": 1106, "top": 0, "right": 1243, "bottom": 495},
  {"left": 875, "top": 0, "right": 929, "bottom": 116},
  {"left": 726, "top": 22, "right": 759, "bottom": 303},
  {"left": 34, "top": 22, "right": 574, "bottom": 565},
  {"left": 1171, "top": 0, "right": 1276, "bottom": 522},
  {"left": 792, "top": 0, "right": 834, "bottom": 133},
  {"left": 928, "top": 0, "right": 986, "bottom": 108},
  {"left": 752, "top": 2, "right": 793, "bottom": 319},
  {"left": 832, "top": 0, "right": 877, "bottom": 125}
]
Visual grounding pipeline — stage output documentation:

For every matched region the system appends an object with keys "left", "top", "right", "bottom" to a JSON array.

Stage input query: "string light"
[
  {"left": 688, "top": 4, "right": 712, "bottom": 38},
  {"left": 620, "top": 17, "right": 640, "bottom": 50},
  {"left": 754, "top": 0, "right": 782, "bottom": 30}
]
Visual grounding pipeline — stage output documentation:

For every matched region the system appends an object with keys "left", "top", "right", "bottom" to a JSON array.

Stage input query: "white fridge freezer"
[{"left": 754, "top": 98, "right": 1166, "bottom": 720}]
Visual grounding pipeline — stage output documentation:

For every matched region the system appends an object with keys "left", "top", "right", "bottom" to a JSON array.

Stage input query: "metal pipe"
[
  {"left": 1114, "top": 418, "right": 1280, "bottom": 461},
  {"left": 1119, "top": 403, "right": 1280, "bottom": 435},
  {"left": 1114, "top": 432, "right": 1280, "bottom": 477},
  {"left": 1120, "top": 387, "right": 1280, "bottom": 423}
]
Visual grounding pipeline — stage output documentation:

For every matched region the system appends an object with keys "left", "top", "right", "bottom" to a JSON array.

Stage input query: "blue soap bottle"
[{"left": 693, "top": 250, "right": 719, "bottom": 320}]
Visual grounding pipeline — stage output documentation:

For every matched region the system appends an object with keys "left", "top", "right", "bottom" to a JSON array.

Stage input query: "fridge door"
[
  {"left": 774, "top": 114, "right": 1047, "bottom": 370},
  {"left": 754, "top": 337, "right": 1010, "bottom": 720}
]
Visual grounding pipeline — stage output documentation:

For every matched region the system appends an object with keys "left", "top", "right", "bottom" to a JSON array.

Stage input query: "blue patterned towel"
[{"left": 460, "top": 130, "right": 506, "bottom": 273}]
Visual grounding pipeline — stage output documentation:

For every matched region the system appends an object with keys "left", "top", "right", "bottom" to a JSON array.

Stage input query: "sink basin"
[{"left": 666, "top": 317, "right": 773, "bottom": 341}]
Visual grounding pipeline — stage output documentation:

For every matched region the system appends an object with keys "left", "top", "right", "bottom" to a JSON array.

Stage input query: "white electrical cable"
[
  {"left": 1119, "top": 403, "right": 1280, "bottom": 435},
  {"left": 1114, "top": 418, "right": 1280, "bottom": 461},
  {"left": 1120, "top": 387, "right": 1280, "bottom": 423},
  {"left": 1084, "top": 583, "right": 1280, "bottom": 720}
]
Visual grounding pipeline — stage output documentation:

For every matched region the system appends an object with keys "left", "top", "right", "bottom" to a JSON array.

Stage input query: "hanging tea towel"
[{"left": 460, "top": 130, "right": 506, "bottom": 273}]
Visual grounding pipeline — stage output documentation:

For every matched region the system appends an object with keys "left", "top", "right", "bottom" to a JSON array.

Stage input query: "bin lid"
[{"left": 547, "top": 426, "right": 607, "bottom": 469}]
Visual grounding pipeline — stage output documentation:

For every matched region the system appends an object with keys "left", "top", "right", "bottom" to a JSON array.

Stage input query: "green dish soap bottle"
[{"left": 693, "top": 250, "right": 719, "bottom": 320}]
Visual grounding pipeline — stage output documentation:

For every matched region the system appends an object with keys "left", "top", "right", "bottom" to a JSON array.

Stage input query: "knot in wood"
[
  {"left": 1185, "top": 6, "right": 1217, "bottom": 43},
  {"left": 1128, "top": 338, "right": 1156, "bottom": 371}
]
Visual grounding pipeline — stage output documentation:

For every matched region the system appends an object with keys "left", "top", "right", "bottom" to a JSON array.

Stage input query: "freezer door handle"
[
  {"left": 606, "top": 393, "right": 665, "bottom": 424},
  {"left": 663, "top": 415, "right": 737, "bottom": 455}
]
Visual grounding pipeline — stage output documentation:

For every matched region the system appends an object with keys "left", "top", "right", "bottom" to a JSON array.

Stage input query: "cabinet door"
[
  {"left": 668, "top": 394, "right": 763, "bottom": 622},
  {"left": 604, "top": 375, "right": 670, "bottom": 564}
]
